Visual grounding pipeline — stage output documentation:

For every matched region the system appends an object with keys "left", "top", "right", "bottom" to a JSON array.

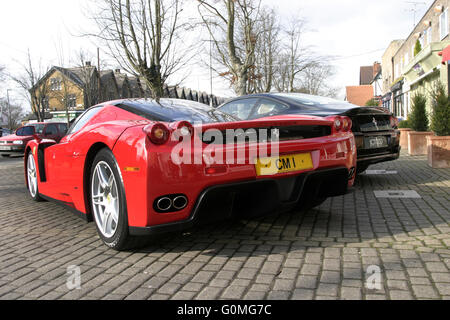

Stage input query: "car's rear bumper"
[
  {"left": 354, "top": 130, "right": 401, "bottom": 166},
  {"left": 357, "top": 148, "right": 401, "bottom": 166},
  {"left": 129, "top": 166, "right": 351, "bottom": 236}
]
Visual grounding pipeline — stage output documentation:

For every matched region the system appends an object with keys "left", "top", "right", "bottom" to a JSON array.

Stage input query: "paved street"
[{"left": 0, "top": 153, "right": 449, "bottom": 300}]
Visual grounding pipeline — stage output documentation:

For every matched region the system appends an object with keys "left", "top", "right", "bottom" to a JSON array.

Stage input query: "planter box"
[
  {"left": 399, "top": 128, "right": 412, "bottom": 150},
  {"left": 408, "top": 131, "right": 434, "bottom": 156},
  {"left": 427, "top": 136, "right": 450, "bottom": 168}
]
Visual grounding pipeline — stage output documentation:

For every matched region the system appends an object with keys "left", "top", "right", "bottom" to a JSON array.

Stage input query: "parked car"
[
  {"left": 218, "top": 93, "right": 401, "bottom": 173},
  {"left": 25, "top": 98, "right": 356, "bottom": 250},
  {"left": 0, "top": 122, "right": 68, "bottom": 158},
  {"left": 0, "top": 128, "right": 12, "bottom": 137}
]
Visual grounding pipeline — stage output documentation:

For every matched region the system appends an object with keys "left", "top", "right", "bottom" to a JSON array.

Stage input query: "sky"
[{"left": 0, "top": 0, "right": 435, "bottom": 110}]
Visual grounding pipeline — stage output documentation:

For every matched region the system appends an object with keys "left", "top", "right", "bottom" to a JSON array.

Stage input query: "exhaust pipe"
[
  {"left": 157, "top": 197, "right": 172, "bottom": 212},
  {"left": 173, "top": 196, "right": 188, "bottom": 210}
]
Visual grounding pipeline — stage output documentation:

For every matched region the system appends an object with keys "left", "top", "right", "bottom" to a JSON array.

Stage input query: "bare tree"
[
  {"left": 85, "top": 0, "right": 192, "bottom": 100},
  {"left": 198, "top": 0, "right": 262, "bottom": 96},
  {"left": 281, "top": 17, "right": 317, "bottom": 93},
  {"left": 0, "top": 99, "right": 23, "bottom": 130},
  {"left": 0, "top": 65, "right": 5, "bottom": 82},
  {"left": 10, "top": 50, "right": 50, "bottom": 123},
  {"left": 295, "top": 62, "right": 339, "bottom": 98},
  {"left": 251, "top": 7, "right": 279, "bottom": 93},
  {"left": 72, "top": 50, "right": 101, "bottom": 108}
]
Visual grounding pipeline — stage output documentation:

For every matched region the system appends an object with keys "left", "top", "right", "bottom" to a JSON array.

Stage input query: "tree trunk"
[{"left": 234, "top": 69, "right": 248, "bottom": 96}]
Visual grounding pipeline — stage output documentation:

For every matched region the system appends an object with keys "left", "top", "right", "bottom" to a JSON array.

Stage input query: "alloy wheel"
[
  {"left": 27, "top": 153, "right": 38, "bottom": 198},
  {"left": 91, "top": 161, "right": 120, "bottom": 238}
]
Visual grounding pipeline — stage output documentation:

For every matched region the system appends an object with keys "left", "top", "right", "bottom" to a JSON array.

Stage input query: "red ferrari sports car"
[{"left": 25, "top": 99, "right": 356, "bottom": 250}]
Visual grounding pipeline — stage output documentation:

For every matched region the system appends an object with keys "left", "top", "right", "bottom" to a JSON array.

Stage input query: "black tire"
[
  {"left": 356, "top": 163, "right": 370, "bottom": 174},
  {"left": 26, "top": 152, "right": 44, "bottom": 202},
  {"left": 89, "top": 148, "right": 145, "bottom": 251}
]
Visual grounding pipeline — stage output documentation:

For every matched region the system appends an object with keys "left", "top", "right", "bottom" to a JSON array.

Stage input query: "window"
[
  {"left": 42, "top": 97, "right": 49, "bottom": 110},
  {"left": 31, "top": 124, "right": 45, "bottom": 134},
  {"left": 67, "top": 107, "right": 101, "bottom": 135},
  {"left": 50, "top": 78, "right": 62, "bottom": 91},
  {"left": 251, "top": 99, "right": 289, "bottom": 119},
  {"left": 44, "top": 124, "right": 58, "bottom": 136},
  {"left": 440, "top": 9, "right": 448, "bottom": 40},
  {"left": 426, "top": 26, "right": 433, "bottom": 44},
  {"left": 57, "top": 124, "right": 68, "bottom": 135},
  {"left": 67, "top": 94, "right": 77, "bottom": 109},
  {"left": 16, "top": 127, "right": 34, "bottom": 136},
  {"left": 219, "top": 98, "right": 259, "bottom": 120},
  {"left": 419, "top": 33, "right": 425, "bottom": 49}
]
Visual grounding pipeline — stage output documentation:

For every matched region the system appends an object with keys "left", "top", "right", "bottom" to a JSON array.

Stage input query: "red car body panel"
[{"left": 25, "top": 102, "right": 357, "bottom": 232}]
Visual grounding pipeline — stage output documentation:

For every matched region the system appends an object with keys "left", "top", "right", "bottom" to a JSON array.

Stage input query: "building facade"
[
  {"left": 381, "top": 40, "right": 404, "bottom": 111},
  {"left": 383, "top": 0, "right": 450, "bottom": 119}
]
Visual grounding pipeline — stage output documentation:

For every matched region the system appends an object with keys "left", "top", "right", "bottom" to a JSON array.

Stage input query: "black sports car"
[{"left": 217, "top": 93, "right": 401, "bottom": 173}]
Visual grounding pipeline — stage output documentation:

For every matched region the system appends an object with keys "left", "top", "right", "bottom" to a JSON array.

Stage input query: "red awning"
[{"left": 439, "top": 45, "right": 450, "bottom": 63}]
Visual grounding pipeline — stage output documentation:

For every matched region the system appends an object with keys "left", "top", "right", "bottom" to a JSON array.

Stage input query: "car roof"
[
  {"left": 107, "top": 98, "right": 240, "bottom": 123},
  {"left": 220, "top": 93, "right": 362, "bottom": 116},
  {"left": 24, "top": 122, "right": 66, "bottom": 126}
]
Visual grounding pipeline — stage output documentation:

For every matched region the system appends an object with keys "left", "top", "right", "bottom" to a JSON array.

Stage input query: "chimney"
[
  {"left": 373, "top": 62, "right": 381, "bottom": 78},
  {"left": 85, "top": 61, "right": 91, "bottom": 66}
]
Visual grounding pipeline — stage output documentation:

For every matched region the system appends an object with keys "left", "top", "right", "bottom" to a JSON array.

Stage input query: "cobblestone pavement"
[{"left": 0, "top": 153, "right": 449, "bottom": 300}]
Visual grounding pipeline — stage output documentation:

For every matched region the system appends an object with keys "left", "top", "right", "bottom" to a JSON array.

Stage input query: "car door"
[
  {"left": 218, "top": 98, "right": 259, "bottom": 120},
  {"left": 42, "top": 109, "right": 101, "bottom": 203}
]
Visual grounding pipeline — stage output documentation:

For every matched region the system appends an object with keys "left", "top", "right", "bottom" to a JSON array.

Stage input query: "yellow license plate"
[{"left": 255, "top": 153, "right": 314, "bottom": 176}]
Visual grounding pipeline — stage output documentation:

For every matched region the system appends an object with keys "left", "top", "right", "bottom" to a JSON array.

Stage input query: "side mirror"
[{"left": 33, "top": 134, "right": 41, "bottom": 143}]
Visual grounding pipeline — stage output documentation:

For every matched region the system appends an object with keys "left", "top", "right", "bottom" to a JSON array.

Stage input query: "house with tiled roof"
[
  {"left": 345, "top": 85, "right": 375, "bottom": 106},
  {"left": 30, "top": 63, "right": 118, "bottom": 122},
  {"left": 29, "top": 63, "right": 226, "bottom": 122},
  {"left": 345, "top": 62, "right": 382, "bottom": 106}
]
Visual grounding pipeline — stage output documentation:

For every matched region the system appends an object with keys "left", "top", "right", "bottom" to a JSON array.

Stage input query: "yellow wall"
[{"left": 32, "top": 69, "right": 85, "bottom": 113}]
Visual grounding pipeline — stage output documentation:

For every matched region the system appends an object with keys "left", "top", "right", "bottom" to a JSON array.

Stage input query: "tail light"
[
  {"left": 390, "top": 116, "right": 399, "bottom": 128},
  {"left": 144, "top": 123, "right": 171, "bottom": 145},
  {"left": 326, "top": 116, "right": 352, "bottom": 133},
  {"left": 333, "top": 116, "right": 343, "bottom": 131},
  {"left": 326, "top": 116, "right": 343, "bottom": 132},
  {"left": 342, "top": 117, "right": 353, "bottom": 132},
  {"left": 174, "top": 121, "right": 194, "bottom": 141}
]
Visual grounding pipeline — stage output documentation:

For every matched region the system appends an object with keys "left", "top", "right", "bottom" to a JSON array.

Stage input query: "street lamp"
[
  {"left": 6, "top": 89, "right": 12, "bottom": 130},
  {"left": 0, "top": 94, "right": 3, "bottom": 126}
]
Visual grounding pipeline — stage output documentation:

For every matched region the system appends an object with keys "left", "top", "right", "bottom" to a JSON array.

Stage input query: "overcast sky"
[{"left": 0, "top": 0, "right": 435, "bottom": 108}]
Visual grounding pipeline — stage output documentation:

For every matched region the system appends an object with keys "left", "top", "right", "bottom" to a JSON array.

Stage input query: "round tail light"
[
  {"left": 333, "top": 116, "right": 343, "bottom": 131},
  {"left": 144, "top": 123, "right": 171, "bottom": 145},
  {"left": 342, "top": 117, "right": 353, "bottom": 132},
  {"left": 176, "top": 121, "right": 194, "bottom": 139},
  {"left": 390, "top": 116, "right": 399, "bottom": 128}
]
